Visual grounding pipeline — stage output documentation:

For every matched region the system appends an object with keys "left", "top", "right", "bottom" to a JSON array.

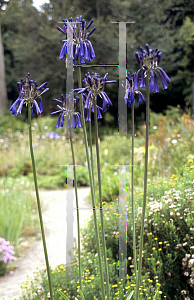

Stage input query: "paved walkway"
[{"left": 0, "top": 187, "right": 92, "bottom": 300}]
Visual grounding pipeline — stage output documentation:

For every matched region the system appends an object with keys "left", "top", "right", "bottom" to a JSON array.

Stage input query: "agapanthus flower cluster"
[
  {"left": 134, "top": 43, "right": 170, "bottom": 92},
  {"left": 122, "top": 72, "right": 145, "bottom": 107},
  {"left": 0, "top": 237, "right": 16, "bottom": 264},
  {"left": 51, "top": 90, "right": 82, "bottom": 128},
  {"left": 57, "top": 15, "right": 96, "bottom": 64},
  {"left": 74, "top": 72, "right": 116, "bottom": 121},
  {"left": 10, "top": 73, "right": 49, "bottom": 117}
]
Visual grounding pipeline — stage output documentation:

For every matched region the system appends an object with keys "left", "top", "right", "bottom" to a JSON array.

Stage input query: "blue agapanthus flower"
[
  {"left": 122, "top": 72, "right": 145, "bottom": 107},
  {"left": 10, "top": 73, "right": 48, "bottom": 117},
  {"left": 57, "top": 15, "right": 96, "bottom": 64},
  {"left": 134, "top": 44, "right": 170, "bottom": 92},
  {"left": 51, "top": 90, "right": 82, "bottom": 128},
  {"left": 74, "top": 72, "right": 116, "bottom": 121}
]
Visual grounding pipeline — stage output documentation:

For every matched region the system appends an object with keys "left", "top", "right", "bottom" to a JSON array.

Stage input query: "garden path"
[{"left": 0, "top": 187, "right": 92, "bottom": 300}]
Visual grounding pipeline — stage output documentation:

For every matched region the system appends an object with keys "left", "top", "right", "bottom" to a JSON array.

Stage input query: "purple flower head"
[
  {"left": 51, "top": 90, "right": 82, "bottom": 128},
  {"left": 135, "top": 44, "right": 170, "bottom": 92},
  {"left": 74, "top": 72, "right": 116, "bottom": 121},
  {"left": 0, "top": 237, "right": 16, "bottom": 265},
  {"left": 57, "top": 15, "right": 96, "bottom": 65},
  {"left": 10, "top": 73, "right": 48, "bottom": 117},
  {"left": 122, "top": 72, "right": 145, "bottom": 107}
]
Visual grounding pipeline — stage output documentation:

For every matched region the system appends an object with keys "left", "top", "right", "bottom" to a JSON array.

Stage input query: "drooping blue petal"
[
  {"left": 150, "top": 71, "right": 154, "bottom": 92},
  {"left": 83, "top": 42, "right": 88, "bottom": 60},
  {"left": 74, "top": 115, "right": 77, "bottom": 128},
  {"left": 138, "top": 91, "right": 145, "bottom": 105},
  {"left": 134, "top": 69, "right": 141, "bottom": 89},
  {"left": 61, "top": 113, "right": 65, "bottom": 127},
  {"left": 17, "top": 99, "right": 25, "bottom": 114},
  {"left": 131, "top": 89, "right": 135, "bottom": 104},
  {"left": 88, "top": 40, "right": 95, "bottom": 59},
  {"left": 158, "top": 70, "right": 168, "bottom": 90},
  {"left": 56, "top": 114, "right": 61, "bottom": 127},
  {"left": 84, "top": 90, "right": 91, "bottom": 109},
  {"left": 80, "top": 38, "right": 84, "bottom": 56},
  {"left": 77, "top": 113, "right": 82, "bottom": 127},
  {"left": 59, "top": 42, "right": 67, "bottom": 60},
  {"left": 139, "top": 70, "right": 146, "bottom": 88},
  {"left": 86, "top": 108, "right": 91, "bottom": 121},
  {"left": 154, "top": 73, "right": 159, "bottom": 93},
  {"left": 39, "top": 97, "right": 43, "bottom": 113},
  {"left": 159, "top": 68, "right": 170, "bottom": 84},
  {"left": 97, "top": 106, "right": 103, "bottom": 119},
  {"left": 31, "top": 106, "right": 33, "bottom": 118},
  {"left": 101, "top": 92, "right": 112, "bottom": 106},
  {"left": 34, "top": 100, "right": 41, "bottom": 115}
]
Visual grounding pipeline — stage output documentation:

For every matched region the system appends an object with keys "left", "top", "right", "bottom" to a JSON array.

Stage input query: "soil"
[{"left": 0, "top": 187, "right": 92, "bottom": 300}]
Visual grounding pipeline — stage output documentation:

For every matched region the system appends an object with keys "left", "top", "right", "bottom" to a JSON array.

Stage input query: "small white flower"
[
  {"left": 33, "top": 122, "right": 37, "bottom": 126},
  {"left": 153, "top": 126, "right": 157, "bottom": 129},
  {"left": 31, "top": 127, "right": 35, "bottom": 130},
  {"left": 172, "top": 139, "right": 177, "bottom": 144},
  {"left": 44, "top": 126, "right": 48, "bottom": 129},
  {"left": 177, "top": 134, "right": 181, "bottom": 137}
]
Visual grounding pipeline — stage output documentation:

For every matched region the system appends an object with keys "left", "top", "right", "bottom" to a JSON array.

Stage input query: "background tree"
[
  {"left": 1, "top": 0, "right": 194, "bottom": 124},
  {"left": 0, "top": 0, "right": 9, "bottom": 111}
]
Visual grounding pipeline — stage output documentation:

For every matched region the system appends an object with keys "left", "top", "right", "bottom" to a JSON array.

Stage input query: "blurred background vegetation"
[{"left": 0, "top": 0, "right": 194, "bottom": 126}]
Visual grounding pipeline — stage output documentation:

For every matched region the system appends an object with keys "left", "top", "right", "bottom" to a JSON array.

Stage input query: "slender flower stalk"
[
  {"left": 93, "top": 95, "right": 110, "bottom": 300},
  {"left": 10, "top": 74, "right": 53, "bottom": 300},
  {"left": 79, "top": 77, "right": 106, "bottom": 300},
  {"left": 51, "top": 91, "right": 82, "bottom": 290},
  {"left": 122, "top": 72, "right": 145, "bottom": 279},
  {"left": 135, "top": 75, "right": 150, "bottom": 300},
  {"left": 88, "top": 107, "right": 95, "bottom": 186},
  {"left": 76, "top": 71, "right": 116, "bottom": 300},
  {"left": 131, "top": 102, "right": 137, "bottom": 278},
  {"left": 28, "top": 102, "right": 53, "bottom": 300},
  {"left": 133, "top": 45, "right": 170, "bottom": 299},
  {"left": 69, "top": 124, "right": 82, "bottom": 291}
]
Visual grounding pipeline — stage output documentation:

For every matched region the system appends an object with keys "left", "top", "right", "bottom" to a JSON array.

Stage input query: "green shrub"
[
  {"left": 81, "top": 162, "right": 194, "bottom": 299},
  {"left": 19, "top": 246, "right": 162, "bottom": 300}
]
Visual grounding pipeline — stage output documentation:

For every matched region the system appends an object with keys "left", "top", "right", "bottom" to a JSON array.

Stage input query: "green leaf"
[
  {"left": 94, "top": 297, "right": 98, "bottom": 300},
  {"left": 79, "top": 289, "right": 86, "bottom": 300},
  {"left": 126, "top": 291, "right": 134, "bottom": 300},
  {"left": 57, "top": 290, "right": 70, "bottom": 300}
]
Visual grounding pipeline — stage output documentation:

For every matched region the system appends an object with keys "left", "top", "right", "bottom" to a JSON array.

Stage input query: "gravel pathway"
[{"left": 0, "top": 187, "right": 92, "bottom": 300}]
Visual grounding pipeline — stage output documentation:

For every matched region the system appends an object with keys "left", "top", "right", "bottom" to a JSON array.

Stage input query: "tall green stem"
[
  {"left": 135, "top": 75, "right": 150, "bottom": 300},
  {"left": 78, "top": 67, "right": 106, "bottom": 300},
  {"left": 131, "top": 103, "right": 137, "bottom": 278},
  {"left": 69, "top": 126, "right": 82, "bottom": 291},
  {"left": 28, "top": 103, "right": 53, "bottom": 300},
  {"left": 88, "top": 107, "right": 95, "bottom": 186},
  {"left": 93, "top": 96, "right": 110, "bottom": 300}
]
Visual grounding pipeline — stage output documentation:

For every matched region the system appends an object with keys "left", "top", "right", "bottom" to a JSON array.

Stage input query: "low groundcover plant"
[{"left": 0, "top": 237, "right": 16, "bottom": 276}]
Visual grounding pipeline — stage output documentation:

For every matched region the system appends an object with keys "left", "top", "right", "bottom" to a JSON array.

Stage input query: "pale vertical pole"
[
  {"left": 119, "top": 165, "right": 127, "bottom": 279},
  {"left": 118, "top": 23, "right": 127, "bottom": 135},
  {"left": 66, "top": 21, "right": 75, "bottom": 275}
]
